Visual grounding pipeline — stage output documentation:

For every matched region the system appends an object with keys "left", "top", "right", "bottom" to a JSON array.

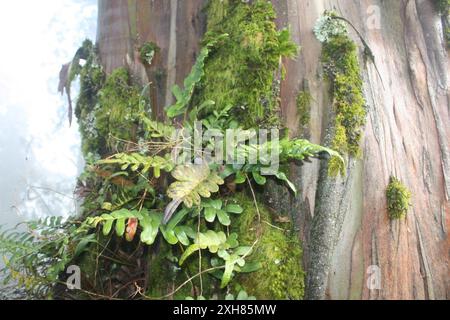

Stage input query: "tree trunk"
[{"left": 95, "top": 0, "right": 449, "bottom": 300}]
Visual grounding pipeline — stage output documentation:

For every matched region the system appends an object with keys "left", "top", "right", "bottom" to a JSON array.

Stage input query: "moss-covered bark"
[
  {"left": 68, "top": 0, "right": 307, "bottom": 300},
  {"left": 70, "top": 0, "right": 450, "bottom": 300}
]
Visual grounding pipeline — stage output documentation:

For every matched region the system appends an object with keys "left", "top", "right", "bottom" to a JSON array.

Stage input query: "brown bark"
[{"left": 95, "top": 0, "right": 449, "bottom": 300}]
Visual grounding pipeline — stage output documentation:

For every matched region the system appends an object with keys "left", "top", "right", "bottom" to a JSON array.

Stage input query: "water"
[{"left": 0, "top": 0, "right": 98, "bottom": 296}]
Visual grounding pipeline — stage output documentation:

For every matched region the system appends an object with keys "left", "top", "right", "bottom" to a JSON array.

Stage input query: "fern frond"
[
  {"left": 166, "top": 35, "right": 228, "bottom": 118},
  {"left": 98, "top": 153, "right": 175, "bottom": 178}
]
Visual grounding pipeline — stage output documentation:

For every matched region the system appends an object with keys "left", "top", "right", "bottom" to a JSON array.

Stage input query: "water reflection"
[{"left": 0, "top": 0, "right": 97, "bottom": 287}]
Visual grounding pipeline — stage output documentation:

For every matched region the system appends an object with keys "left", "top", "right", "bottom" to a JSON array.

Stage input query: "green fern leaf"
[
  {"left": 179, "top": 231, "right": 229, "bottom": 265},
  {"left": 167, "top": 164, "right": 224, "bottom": 209},
  {"left": 166, "top": 35, "right": 228, "bottom": 118}
]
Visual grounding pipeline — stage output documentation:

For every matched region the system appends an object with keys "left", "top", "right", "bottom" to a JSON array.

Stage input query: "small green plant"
[
  {"left": 296, "top": 91, "right": 312, "bottom": 127},
  {"left": 98, "top": 153, "right": 175, "bottom": 178},
  {"left": 313, "top": 11, "right": 347, "bottom": 42},
  {"left": 139, "top": 42, "right": 159, "bottom": 65},
  {"left": 386, "top": 176, "right": 411, "bottom": 220}
]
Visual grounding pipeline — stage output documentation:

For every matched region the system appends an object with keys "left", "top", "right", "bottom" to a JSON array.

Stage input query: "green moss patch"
[
  {"left": 314, "top": 12, "right": 367, "bottom": 176},
  {"left": 71, "top": 40, "right": 105, "bottom": 157},
  {"left": 232, "top": 194, "right": 305, "bottom": 300},
  {"left": 139, "top": 42, "right": 159, "bottom": 65},
  {"left": 386, "top": 176, "right": 411, "bottom": 220},
  {"left": 195, "top": 0, "right": 298, "bottom": 128},
  {"left": 96, "top": 67, "right": 145, "bottom": 153},
  {"left": 296, "top": 90, "right": 312, "bottom": 127}
]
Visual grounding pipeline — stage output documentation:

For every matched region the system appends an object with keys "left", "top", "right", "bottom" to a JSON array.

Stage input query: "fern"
[
  {"left": 223, "top": 137, "right": 345, "bottom": 194},
  {"left": 179, "top": 231, "right": 252, "bottom": 288},
  {"left": 280, "top": 138, "right": 343, "bottom": 163},
  {"left": 87, "top": 209, "right": 162, "bottom": 245},
  {"left": 166, "top": 35, "right": 228, "bottom": 118},
  {"left": 98, "top": 153, "right": 174, "bottom": 178},
  {"left": 224, "top": 290, "right": 256, "bottom": 300},
  {"left": 0, "top": 218, "right": 90, "bottom": 298},
  {"left": 164, "top": 163, "right": 225, "bottom": 223},
  {"left": 202, "top": 199, "right": 243, "bottom": 226},
  {"left": 178, "top": 230, "right": 234, "bottom": 265},
  {"left": 219, "top": 246, "right": 253, "bottom": 288},
  {"left": 141, "top": 115, "right": 175, "bottom": 139},
  {"left": 101, "top": 189, "right": 136, "bottom": 212}
]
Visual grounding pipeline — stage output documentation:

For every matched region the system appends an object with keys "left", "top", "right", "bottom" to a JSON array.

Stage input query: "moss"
[
  {"left": 296, "top": 90, "right": 312, "bottom": 127},
  {"left": 72, "top": 40, "right": 150, "bottom": 157},
  {"left": 194, "top": 0, "right": 298, "bottom": 128},
  {"left": 447, "top": 26, "right": 450, "bottom": 47},
  {"left": 386, "top": 176, "right": 411, "bottom": 220},
  {"left": 139, "top": 42, "right": 159, "bottom": 65},
  {"left": 434, "top": 0, "right": 450, "bottom": 14},
  {"left": 95, "top": 67, "right": 145, "bottom": 153},
  {"left": 72, "top": 40, "right": 106, "bottom": 157},
  {"left": 231, "top": 193, "right": 305, "bottom": 300},
  {"left": 146, "top": 242, "right": 180, "bottom": 298},
  {"left": 434, "top": 0, "right": 450, "bottom": 47},
  {"left": 318, "top": 15, "right": 366, "bottom": 176}
]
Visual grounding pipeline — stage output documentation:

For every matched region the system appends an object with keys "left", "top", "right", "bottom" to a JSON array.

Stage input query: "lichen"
[
  {"left": 314, "top": 11, "right": 367, "bottom": 176},
  {"left": 231, "top": 193, "right": 305, "bottom": 300},
  {"left": 194, "top": 0, "right": 298, "bottom": 128},
  {"left": 386, "top": 176, "right": 411, "bottom": 220},
  {"left": 313, "top": 13, "right": 347, "bottom": 43}
]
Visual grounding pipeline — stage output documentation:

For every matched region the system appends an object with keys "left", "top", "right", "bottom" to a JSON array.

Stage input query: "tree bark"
[{"left": 96, "top": 0, "right": 449, "bottom": 300}]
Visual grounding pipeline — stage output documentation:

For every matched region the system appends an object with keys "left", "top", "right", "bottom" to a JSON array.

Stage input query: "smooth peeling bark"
[{"left": 95, "top": 0, "right": 449, "bottom": 299}]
